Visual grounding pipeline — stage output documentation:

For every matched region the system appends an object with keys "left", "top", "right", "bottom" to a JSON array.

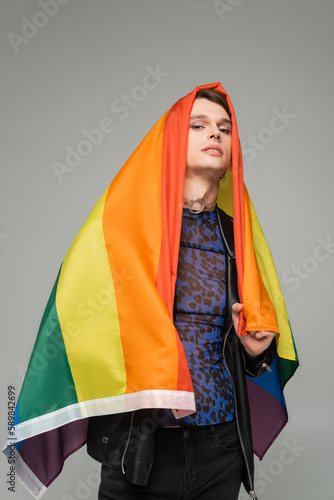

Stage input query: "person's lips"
[{"left": 202, "top": 144, "right": 224, "bottom": 156}]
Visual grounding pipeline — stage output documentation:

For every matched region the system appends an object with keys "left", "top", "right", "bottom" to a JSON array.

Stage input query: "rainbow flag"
[{"left": 3, "top": 83, "right": 298, "bottom": 497}]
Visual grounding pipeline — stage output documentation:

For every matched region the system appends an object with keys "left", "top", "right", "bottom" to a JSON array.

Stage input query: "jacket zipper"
[
  {"left": 121, "top": 411, "right": 135, "bottom": 474},
  {"left": 223, "top": 322, "right": 258, "bottom": 500},
  {"left": 261, "top": 362, "right": 272, "bottom": 372},
  {"left": 216, "top": 208, "right": 258, "bottom": 499}
]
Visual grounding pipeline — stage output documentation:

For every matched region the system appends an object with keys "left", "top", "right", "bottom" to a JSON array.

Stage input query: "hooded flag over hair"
[{"left": 3, "top": 83, "right": 298, "bottom": 498}]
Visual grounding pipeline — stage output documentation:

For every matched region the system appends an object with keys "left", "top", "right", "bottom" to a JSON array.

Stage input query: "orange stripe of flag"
[{"left": 102, "top": 114, "right": 182, "bottom": 393}]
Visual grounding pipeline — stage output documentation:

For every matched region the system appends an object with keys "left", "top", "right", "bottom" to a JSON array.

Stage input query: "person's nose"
[{"left": 208, "top": 127, "right": 221, "bottom": 140}]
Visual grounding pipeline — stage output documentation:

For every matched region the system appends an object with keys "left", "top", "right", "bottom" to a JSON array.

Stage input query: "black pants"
[{"left": 98, "top": 420, "right": 244, "bottom": 500}]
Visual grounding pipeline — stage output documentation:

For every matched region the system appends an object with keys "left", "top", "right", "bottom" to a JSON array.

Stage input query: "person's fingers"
[
  {"left": 249, "top": 330, "right": 276, "bottom": 340},
  {"left": 232, "top": 302, "right": 244, "bottom": 313}
]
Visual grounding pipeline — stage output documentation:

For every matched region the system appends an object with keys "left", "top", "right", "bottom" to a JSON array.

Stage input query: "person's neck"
[{"left": 183, "top": 174, "right": 220, "bottom": 212}]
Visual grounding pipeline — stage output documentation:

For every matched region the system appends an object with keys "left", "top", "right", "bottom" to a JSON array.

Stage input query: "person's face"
[{"left": 186, "top": 98, "right": 232, "bottom": 178}]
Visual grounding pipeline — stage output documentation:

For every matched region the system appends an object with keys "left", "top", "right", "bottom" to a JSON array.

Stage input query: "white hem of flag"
[
  {"left": 16, "top": 453, "right": 46, "bottom": 499},
  {"left": 5, "top": 389, "right": 195, "bottom": 445}
]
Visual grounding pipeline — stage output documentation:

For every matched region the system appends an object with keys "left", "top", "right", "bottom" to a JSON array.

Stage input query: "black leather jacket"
[{"left": 86, "top": 208, "right": 275, "bottom": 498}]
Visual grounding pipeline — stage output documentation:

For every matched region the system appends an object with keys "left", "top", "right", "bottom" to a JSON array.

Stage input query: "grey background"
[{"left": 1, "top": 0, "right": 333, "bottom": 499}]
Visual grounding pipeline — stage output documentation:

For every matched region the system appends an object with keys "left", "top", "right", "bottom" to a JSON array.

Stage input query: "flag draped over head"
[{"left": 3, "top": 83, "right": 298, "bottom": 498}]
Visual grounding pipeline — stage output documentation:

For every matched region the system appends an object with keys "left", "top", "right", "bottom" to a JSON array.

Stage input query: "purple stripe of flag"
[
  {"left": 247, "top": 378, "right": 288, "bottom": 459},
  {"left": 19, "top": 419, "right": 88, "bottom": 487}
]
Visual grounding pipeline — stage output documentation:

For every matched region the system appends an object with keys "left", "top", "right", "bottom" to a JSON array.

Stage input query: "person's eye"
[
  {"left": 219, "top": 127, "right": 231, "bottom": 134},
  {"left": 190, "top": 124, "right": 203, "bottom": 130}
]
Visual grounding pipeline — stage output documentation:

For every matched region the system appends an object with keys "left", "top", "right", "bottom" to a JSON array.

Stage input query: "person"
[
  {"left": 86, "top": 89, "right": 277, "bottom": 499},
  {"left": 4, "top": 84, "right": 298, "bottom": 500}
]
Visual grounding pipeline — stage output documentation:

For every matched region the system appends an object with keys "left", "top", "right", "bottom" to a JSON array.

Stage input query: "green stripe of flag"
[{"left": 19, "top": 267, "right": 78, "bottom": 423}]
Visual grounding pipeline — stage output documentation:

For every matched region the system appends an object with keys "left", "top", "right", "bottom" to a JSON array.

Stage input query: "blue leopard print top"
[{"left": 161, "top": 208, "right": 235, "bottom": 426}]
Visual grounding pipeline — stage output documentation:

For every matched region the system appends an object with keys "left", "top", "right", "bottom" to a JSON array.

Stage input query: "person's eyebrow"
[
  {"left": 189, "top": 114, "right": 231, "bottom": 124},
  {"left": 190, "top": 114, "right": 209, "bottom": 120}
]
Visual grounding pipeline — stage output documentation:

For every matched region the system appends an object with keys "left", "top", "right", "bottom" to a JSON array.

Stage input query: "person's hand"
[{"left": 232, "top": 303, "right": 276, "bottom": 360}]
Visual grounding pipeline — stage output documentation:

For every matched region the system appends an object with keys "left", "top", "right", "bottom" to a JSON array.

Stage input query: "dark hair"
[{"left": 195, "top": 88, "right": 231, "bottom": 119}]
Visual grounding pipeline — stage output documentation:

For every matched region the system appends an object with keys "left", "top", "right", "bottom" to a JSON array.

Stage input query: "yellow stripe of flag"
[
  {"left": 56, "top": 191, "right": 127, "bottom": 403},
  {"left": 249, "top": 198, "right": 296, "bottom": 360}
]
